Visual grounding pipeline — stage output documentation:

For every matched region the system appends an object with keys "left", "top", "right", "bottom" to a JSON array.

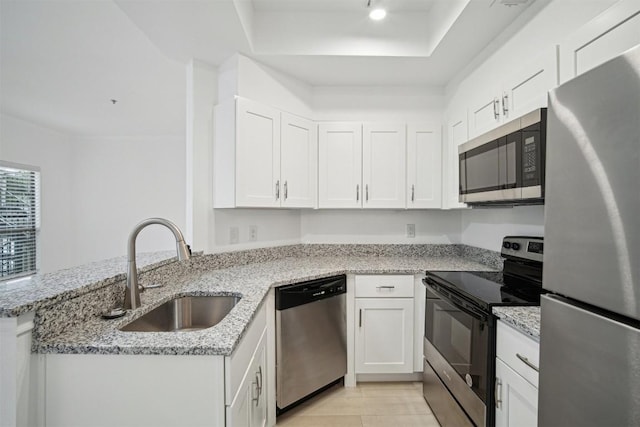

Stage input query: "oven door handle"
[{"left": 425, "top": 281, "right": 488, "bottom": 322}]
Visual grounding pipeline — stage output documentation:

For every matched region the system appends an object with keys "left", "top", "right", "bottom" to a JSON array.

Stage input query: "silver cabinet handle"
[
  {"left": 502, "top": 93, "right": 509, "bottom": 116},
  {"left": 356, "top": 184, "right": 360, "bottom": 201},
  {"left": 284, "top": 181, "right": 288, "bottom": 201},
  {"left": 493, "top": 98, "right": 500, "bottom": 120},
  {"left": 495, "top": 377, "right": 502, "bottom": 409},
  {"left": 359, "top": 309, "right": 362, "bottom": 327},
  {"left": 376, "top": 285, "right": 395, "bottom": 290},
  {"left": 275, "top": 180, "right": 280, "bottom": 200},
  {"left": 366, "top": 184, "right": 369, "bottom": 202},
  {"left": 516, "top": 353, "right": 539, "bottom": 372},
  {"left": 411, "top": 184, "right": 415, "bottom": 202}
]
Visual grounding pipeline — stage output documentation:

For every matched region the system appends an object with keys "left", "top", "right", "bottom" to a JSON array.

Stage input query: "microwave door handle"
[{"left": 425, "top": 282, "right": 487, "bottom": 322}]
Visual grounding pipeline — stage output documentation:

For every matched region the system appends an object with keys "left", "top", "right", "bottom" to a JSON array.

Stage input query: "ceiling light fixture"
[{"left": 367, "top": 0, "right": 386, "bottom": 21}]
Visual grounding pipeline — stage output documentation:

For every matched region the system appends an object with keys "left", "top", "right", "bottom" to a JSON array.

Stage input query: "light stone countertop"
[
  {"left": 34, "top": 255, "right": 497, "bottom": 356},
  {"left": 493, "top": 306, "right": 541, "bottom": 341},
  {"left": 0, "top": 251, "right": 176, "bottom": 317}
]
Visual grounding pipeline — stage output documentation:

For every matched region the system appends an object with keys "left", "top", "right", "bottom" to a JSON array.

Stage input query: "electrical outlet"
[
  {"left": 249, "top": 225, "right": 258, "bottom": 242},
  {"left": 230, "top": 226, "right": 239, "bottom": 244},
  {"left": 406, "top": 224, "right": 416, "bottom": 238}
]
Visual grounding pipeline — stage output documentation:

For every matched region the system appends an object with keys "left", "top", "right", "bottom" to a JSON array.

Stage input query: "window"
[{"left": 0, "top": 161, "right": 40, "bottom": 280}]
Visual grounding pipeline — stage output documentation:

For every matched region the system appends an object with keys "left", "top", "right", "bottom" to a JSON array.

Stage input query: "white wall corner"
[{"left": 186, "top": 59, "right": 218, "bottom": 254}]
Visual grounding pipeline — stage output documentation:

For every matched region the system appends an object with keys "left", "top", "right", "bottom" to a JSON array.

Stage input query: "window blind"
[{"left": 0, "top": 161, "right": 40, "bottom": 280}]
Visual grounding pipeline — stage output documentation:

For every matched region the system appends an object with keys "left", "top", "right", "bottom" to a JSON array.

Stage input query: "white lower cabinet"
[
  {"left": 494, "top": 321, "right": 540, "bottom": 427},
  {"left": 226, "top": 328, "right": 267, "bottom": 427},
  {"left": 45, "top": 304, "right": 268, "bottom": 427},
  {"left": 354, "top": 275, "right": 414, "bottom": 374},
  {"left": 495, "top": 358, "right": 538, "bottom": 427}
]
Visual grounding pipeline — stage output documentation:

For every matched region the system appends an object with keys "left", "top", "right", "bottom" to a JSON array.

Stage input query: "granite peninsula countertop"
[
  {"left": 33, "top": 254, "right": 497, "bottom": 356},
  {"left": 493, "top": 306, "right": 541, "bottom": 341},
  {"left": 0, "top": 251, "right": 177, "bottom": 317}
]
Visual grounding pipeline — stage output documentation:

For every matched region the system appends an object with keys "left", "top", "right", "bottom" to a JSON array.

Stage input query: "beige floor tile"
[
  {"left": 361, "top": 414, "right": 440, "bottom": 427},
  {"left": 276, "top": 415, "right": 363, "bottom": 426},
  {"left": 357, "top": 382, "right": 419, "bottom": 391},
  {"left": 360, "top": 396, "right": 432, "bottom": 416},
  {"left": 275, "top": 381, "right": 440, "bottom": 427},
  {"left": 294, "top": 396, "right": 364, "bottom": 416}
]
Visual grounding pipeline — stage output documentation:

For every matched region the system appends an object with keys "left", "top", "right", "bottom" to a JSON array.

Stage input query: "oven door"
[{"left": 424, "top": 280, "right": 491, "bottom": 426}]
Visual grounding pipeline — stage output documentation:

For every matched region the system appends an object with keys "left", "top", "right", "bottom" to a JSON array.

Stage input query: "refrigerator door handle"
[{"left": 516, "top": 353, "right": 539, "bottom": 372}]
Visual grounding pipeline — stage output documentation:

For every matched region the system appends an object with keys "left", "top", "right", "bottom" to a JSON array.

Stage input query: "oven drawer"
[
  {"left": 355, "top": 275, "right": 414, "bottom": 298},
  {"left": 496, "top": 320, "right": 540, "bottom": 387},
  {"left": 423, "top": 358, "right": 474, "bottom": 427}
]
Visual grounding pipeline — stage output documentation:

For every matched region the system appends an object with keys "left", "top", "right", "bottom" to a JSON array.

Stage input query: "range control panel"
[{"left": 501, "top": 236, "right": 544, "bottom": 263}]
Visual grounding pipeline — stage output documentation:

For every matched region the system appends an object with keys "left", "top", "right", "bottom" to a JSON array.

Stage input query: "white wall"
[
  {"left": 214, "top": 208, "right": 301, "bottom": 250},
  {"left": 461, "top": 206, "right": 544, "bottom": 252},
  {"left": 70, "top": 135, "right": 186, "bottom": 265},
  {"left": 0, "top": 114, "right": 75, "bottom": 273},
  {"left": 186, "top": 60, "right": 217, "bottom": 254},
  {"left": 313, "top": 85, "right": 443, "bottom": 123},
  {"left": 301, "top": 210, "right": 461, "bottom": 244}
]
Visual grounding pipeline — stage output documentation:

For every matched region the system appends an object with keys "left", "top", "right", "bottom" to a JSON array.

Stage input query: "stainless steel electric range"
[{"left": 422, "top": 236, "right": 544, "bottom": 427}]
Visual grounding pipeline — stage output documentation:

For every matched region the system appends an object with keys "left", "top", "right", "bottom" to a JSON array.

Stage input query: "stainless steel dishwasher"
[{"left": 275, "top": 275, "right": 347, "bottom": 412}]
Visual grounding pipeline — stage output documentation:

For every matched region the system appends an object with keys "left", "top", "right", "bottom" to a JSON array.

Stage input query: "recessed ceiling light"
[{"left": 369, "top": 8, "right": 386, "bottom": 20}]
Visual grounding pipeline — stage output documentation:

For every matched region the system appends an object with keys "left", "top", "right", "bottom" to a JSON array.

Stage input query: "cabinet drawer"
[
  {"left": 496, "top": 320, "right": 540, "bottom": 387},
  {"left": 355, "top": 275, "right": 414, "bottom": 298}
]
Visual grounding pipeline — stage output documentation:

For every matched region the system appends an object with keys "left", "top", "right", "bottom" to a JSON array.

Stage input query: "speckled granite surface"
[
  {"left": 0, "top": 252, "right": 177, "bottom": 317},
  {"left": 0, "top": 243, "right": 506, "bottom": 357},
  {"left": 34, "top": 254, "right": 496, "bottom": 356},
  {"left": 493, "top": 306, "right": 541, "bottom": 341}
]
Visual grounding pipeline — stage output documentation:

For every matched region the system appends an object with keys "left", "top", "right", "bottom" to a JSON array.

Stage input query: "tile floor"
[{"left": 276, "top": 382, "right": 441, "bottom": 427}]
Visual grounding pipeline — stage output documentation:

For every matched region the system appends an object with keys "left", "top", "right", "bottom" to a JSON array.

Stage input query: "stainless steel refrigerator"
[{"left": 539, "top": 43, "right": 640, "bottom": 426}]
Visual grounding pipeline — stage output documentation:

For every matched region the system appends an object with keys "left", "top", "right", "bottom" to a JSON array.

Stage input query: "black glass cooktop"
[{"left": 426, "top": 270, "right": 543, "bottom": 309}]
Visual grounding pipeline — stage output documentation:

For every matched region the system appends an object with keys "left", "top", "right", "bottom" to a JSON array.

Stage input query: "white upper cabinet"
[
  {"left": 214, "top": 97, "right": 317, "bottom": 208},
  {"left": 502, "top": 47, "right": 559, "bottom": 121},
  {"left": 468, "top": 47, "right": 559, "bottom": 139},
  {"left": 362, "top": 124, "right": 406, "bottom": 209},
  {"left": 560, "top": 0, "right": 640, "bottom": 83},
  {"left": 468, "top": 82, "right": 503, "bottom": 139},
  {"left": 235, "top": 98, "right": 281, "bottom": 207},
  {"left": 318, "top": 122, "right": 363, "bottom": 208},
  {"left": 280, "top": 113, "right": 317, "bottom": 208},
  {"left": 442, "top": 109, "right": 468, "bottom": 209},
  {"left": 406, "top": 123, "right": 442, "bottom": 209}
]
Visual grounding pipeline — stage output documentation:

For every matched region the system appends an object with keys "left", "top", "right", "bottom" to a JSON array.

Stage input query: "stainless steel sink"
[{"left": 119, "top": 295, "right": 240, "bottom": 332}]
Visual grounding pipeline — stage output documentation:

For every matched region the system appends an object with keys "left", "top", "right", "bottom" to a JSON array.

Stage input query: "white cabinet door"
[
  {"left": 468, "top": 83, "right": 502, "bottom": 139},
  {"left": 250, "top": 340, "right": 267, "bottom": 427},
  {"left": 495, "top": 358, "right": 538, "bottom": 427},
  {"left": 362, "top": 124, "right": 406, "bottom": 208},
  {"left": 560, "top": 0, "right": 640, "bottom": 83},
  {"left": 226, "top": 380, "right": 251, "bottom": 427},
  {"left": 406, "top": 123, "right": 441, "bottom": 209},
  {"left": 355, "top": 298, "right": 414, "bottom": 374},
  {"left": 235, "top": 98, "right": 281, "bottom": 207},
  {"left": 318, "top": 122, "right": 363, "bottom": 208},
  {"left": 443, "top": 111, "right": 468, "bottom": 209},
  {"left": 227, "top": 328, "right": 267, "bottom": 427},
  {"left": 280, "top": 113, "right": 317, "bottom": 208},
  {"left": 503, "top": 47, "right": 559, "bottom": 120}
]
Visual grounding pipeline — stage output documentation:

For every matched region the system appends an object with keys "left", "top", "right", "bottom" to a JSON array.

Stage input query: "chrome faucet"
[{"left": 124, "top": 218, "right": 191, "bottom": 310}]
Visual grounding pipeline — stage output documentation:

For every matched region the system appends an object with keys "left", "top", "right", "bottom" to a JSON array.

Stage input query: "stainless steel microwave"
[{"left": 459, "top": 108, "right": 546, "bottom": 205}]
